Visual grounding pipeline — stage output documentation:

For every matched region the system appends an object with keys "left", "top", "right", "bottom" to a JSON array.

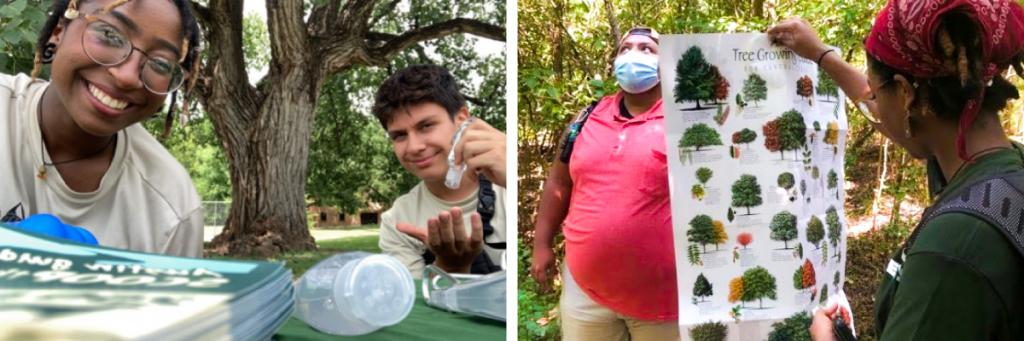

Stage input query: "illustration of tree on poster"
[{"left": 660, "top": 33, "right": 851, "bottom": 338}]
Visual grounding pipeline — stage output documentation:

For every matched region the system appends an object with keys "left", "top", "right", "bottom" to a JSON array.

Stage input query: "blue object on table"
[{"left": 13, "top": 214, "right": 98, "bottom": 245}]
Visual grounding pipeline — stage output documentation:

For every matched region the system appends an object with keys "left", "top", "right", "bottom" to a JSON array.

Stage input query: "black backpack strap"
[
  {"left": 905, "top": 171, "right": 1024, "bottom": 258},
  {"left": 558, "top": 102, "right": 598, "bottom": 164},
  {"left": 477, "top": 176, "right": 505, "bottom": 250}
]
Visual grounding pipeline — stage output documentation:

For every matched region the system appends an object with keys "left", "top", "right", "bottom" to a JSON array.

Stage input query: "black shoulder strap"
[
  {"left": 558, "top": 102, "right": 598, "bottom": 164},
  {"left": 906, "top": 171, "right": 1024, "bottom": 258},
  {"left": 478, "top": 176, "right": 504, "bottom": 250}
]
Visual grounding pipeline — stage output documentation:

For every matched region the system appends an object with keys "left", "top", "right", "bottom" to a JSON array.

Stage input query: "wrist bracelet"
[{"left": 816, "top": 49, "right": 835, "bottom": 65}]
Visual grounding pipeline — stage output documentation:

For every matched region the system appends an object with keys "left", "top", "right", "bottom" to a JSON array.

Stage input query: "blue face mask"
[{"left": 614, "top": 50, "right": 660, "bottom": 94}]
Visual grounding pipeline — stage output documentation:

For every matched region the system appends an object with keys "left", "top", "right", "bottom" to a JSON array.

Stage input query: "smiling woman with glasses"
[
  {"left": 769, "top": 0, "right": 1024, "bottom": 340},
  {"left": 0, "top": 0, "right": 205, "bottom": 258}
]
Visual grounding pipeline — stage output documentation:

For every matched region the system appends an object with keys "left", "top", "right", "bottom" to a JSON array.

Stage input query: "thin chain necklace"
[
  {"left": 36, "top": 102, "right": 117, "bottom": 180},
  {"left": 943, "top": 145, "right": 1012, "bottom": 185}
]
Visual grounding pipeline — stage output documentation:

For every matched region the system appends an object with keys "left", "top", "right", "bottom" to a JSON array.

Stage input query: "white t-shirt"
[
  {"left": 379, "top": 181, "right": 507, "bottom": 279},
  {"left": 0, "top": 73, "right": 203, "bottom": 257}
]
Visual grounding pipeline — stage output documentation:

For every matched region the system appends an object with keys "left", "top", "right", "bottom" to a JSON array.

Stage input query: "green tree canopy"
[
  {"left": 777, "top": 172, "right": 795, "bottom": 190},
  {"left": 742, "top": 73, "right": 767, "bottom": 106},
  {"left": 770, "top": 211, "right": 798, "bottom": 249},
  {"left": 827, "top": 206, "right": 842, "bottom": 247},
  {"left": 690, "top": 321, "right": 728, "bottom": 341},
  {"left": 731, "top": 174, "right": 763, "bottom": 215},
  {"left": 764, "top": 109, "right": 808, "bottom": 159},
  {"left": 694, "top": 273, "right": 714, "bottom": 302},
  {"left": 817, "top": 69, "right": 839, "bottom": 101},
  {"left": 697, "top": 167, "right": 714, "bottom": 184},
  {"left": 688, "top": 214, "right": 716, "bottom": 253},
  {"left": 732, "top": 128, "right": 757, "bottom": 146},
  {"left": 674, "top": 46, "right": 714, "bottom": 110},
  {"left": 807, "top": 215, "right": 825, "bottom": 249},
  {"left": 741, "top": 266, "right": 777, "bottom": 308},
  {"left": 680, "top": 123, "right": 723, "bottom": 151},
  {"left": 768, "top": 312, "right": 811, "bottom": 341},
  {"left": 828, "top": 169, "right": 839, "bottom": 194}
]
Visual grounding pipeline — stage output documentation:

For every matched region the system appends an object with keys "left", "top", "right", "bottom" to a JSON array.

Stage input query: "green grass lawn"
[
  {"left": 211, "top": 225, "right": 383, "bottom": 278},
  {"left": 278, "top": 229, "right": 382, "bottom": 277}
]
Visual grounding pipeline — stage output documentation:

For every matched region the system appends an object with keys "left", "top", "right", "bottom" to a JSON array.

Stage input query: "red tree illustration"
[
  {"left": 801, "top": 259, "right": 816, "bottom": 289},
  {"left": 797, "top": 75, "right": 814, "bottom": 105},
  {"left": 711, "top": 66, "right": 730, "bottom": 104},
  {"left": 737, "top": 232, "right": 753, "bottom": 249}
]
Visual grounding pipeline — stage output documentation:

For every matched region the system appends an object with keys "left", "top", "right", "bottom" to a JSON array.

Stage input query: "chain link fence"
[{"left": 202, "top": 201, "right": 230, "bottom": 227}]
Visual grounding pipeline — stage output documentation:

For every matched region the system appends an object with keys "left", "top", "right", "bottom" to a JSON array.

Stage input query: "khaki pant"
[{"left": 560, "top": 265, "right": 680, "bottom": 341}]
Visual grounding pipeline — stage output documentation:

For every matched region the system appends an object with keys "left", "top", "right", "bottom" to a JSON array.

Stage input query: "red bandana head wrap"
[{"left": 865, "top": 0, "right": 1024, "bottom": 161}]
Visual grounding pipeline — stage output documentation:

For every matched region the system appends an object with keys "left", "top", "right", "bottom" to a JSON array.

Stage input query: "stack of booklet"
[{"left": 0, "top": 224, "right": 294, "bottom": 340}]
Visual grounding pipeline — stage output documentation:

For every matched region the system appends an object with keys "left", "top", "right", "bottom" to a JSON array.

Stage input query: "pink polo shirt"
[{"left": 563, "top": 92, "right": 677, "bottom": 321}]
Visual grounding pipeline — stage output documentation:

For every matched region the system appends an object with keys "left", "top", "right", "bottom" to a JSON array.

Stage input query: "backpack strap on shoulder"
[
  {"left": 906, "top": 171, "right": 1024, "bottom": 258},
  {"left": 558, "top": 102, "right": 598, "bottom": 164}
]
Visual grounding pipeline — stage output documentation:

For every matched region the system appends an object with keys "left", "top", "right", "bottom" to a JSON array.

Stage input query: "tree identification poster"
[{"left": 661, "top": 33, "right": 850, "bottom": 340}]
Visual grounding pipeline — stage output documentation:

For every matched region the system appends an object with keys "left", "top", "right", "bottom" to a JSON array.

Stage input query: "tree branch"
[
  {"left": 202, "top": 0, "right": 254, "bottom": 104},
  {"left": 366, "top": 18, "right": 504, "bottom": 64},
  {"left": 308, "top": 0, "right": 342, "bottom": 39},
  {"left": 266, "top": 0, "right": 309, "bottom": 67}
]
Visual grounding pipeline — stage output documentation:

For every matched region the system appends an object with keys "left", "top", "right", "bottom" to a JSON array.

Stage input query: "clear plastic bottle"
[
  {"left": 293, "top": 252, "right": 415, "bottom": 335},
  {"left": 422, "top": 266, "right": 506, "bottom": 321}
]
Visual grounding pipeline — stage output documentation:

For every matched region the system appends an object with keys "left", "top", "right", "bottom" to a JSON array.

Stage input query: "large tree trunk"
[
  {"left": 209, "top": 84, "right": 318, "bottom": 256},
  {"left": 197, "top": 0, "right": 317, "bottom": 256}
]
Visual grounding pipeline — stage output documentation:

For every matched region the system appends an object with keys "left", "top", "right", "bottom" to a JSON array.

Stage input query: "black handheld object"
[{"left": 833, "top": 315, "right": 857, "bottom": 341}]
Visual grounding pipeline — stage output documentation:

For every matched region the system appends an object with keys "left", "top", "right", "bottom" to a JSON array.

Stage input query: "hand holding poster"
[{"left": 661, "top": 33, "right": 852, "bottom": 340}]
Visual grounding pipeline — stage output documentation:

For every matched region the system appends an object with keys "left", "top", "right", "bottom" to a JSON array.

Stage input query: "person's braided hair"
[{"left": 31, "top": 0, "right": 202, "bottom": 138}]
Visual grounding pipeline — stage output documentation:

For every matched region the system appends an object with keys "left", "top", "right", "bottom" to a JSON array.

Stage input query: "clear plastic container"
[
  {"left": 422, "top": 266, "right": 506, "bottom": 321},
  {"left": 293, "top": 252, "right": 415, "bottom": 335}
]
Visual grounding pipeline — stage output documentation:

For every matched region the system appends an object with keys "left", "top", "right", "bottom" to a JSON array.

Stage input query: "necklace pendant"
[{"left": 37, "top": 166, "right": 46, "bottom": 180}]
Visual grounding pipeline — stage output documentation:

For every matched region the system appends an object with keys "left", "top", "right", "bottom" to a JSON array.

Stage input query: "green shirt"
[{"left": 874, "top": 147, "right": 1024, "bottom": 340}]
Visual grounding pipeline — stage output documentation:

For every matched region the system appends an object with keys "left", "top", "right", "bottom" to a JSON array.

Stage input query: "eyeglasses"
[
  {"left": 854, "top": 78, "right": 895, "bottom": 125},
  {"left": 80, "top": 18, "right": 185, "bottom": 95}
]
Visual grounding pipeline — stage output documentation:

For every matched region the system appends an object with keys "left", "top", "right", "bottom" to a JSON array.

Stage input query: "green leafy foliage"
[
  {"left": 689, "top": 321, "right": 728, "bottom": 341},
  {"left": 733, "top": 128, "right": 757, "bottom": 146},
  {"left": 693, "top": 273, "right": 714, "bottom": 302},
  {"left": 688, "top": 214, "right": 716, "bottom": 253},
  {"left": 741, "top": 266, "right": 777, "bottom": 308},
  {"left": 770, "top": 211, "right": 798, "bottom": 249},
  {"left": 828, "top": 169, "right": 840, "bottom": 197},
  {"left": 817, "top": 69, "right": 839, "bottom": 101},
  {"left": 777, "top": 172, "right": 795, "bottom": 190},
  {"left": 697, "top": 167, "right": 714, "bottom": 184},
  {"left": 680, "top": 123, "right": 723, "bottom": 151},
  {"left": 0, "top": 0, "right": 47, "bottom": 76},
  {"left": 768, "top": 312, "right": 812, "bottom": 341},
  {"left": 827, "top": 206, "right": 842, "bottom": 247},
  {"left": 806, "top": 215, "right": 825, "bottom": 249},
  {"left": 688, "top": 243, "right": 703, "bottom": 266},
  {"left": 742, "top": 73, "right": 767, "bottom": 106},
  {"left": 674, "top": 46, "right": 714, "bottom": 110},
  {"left": 731, "top": 174, "right": 763, "bottom": 215},
  {"left": 764, "top": 109, "right": 808, "bottom": 159}
]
